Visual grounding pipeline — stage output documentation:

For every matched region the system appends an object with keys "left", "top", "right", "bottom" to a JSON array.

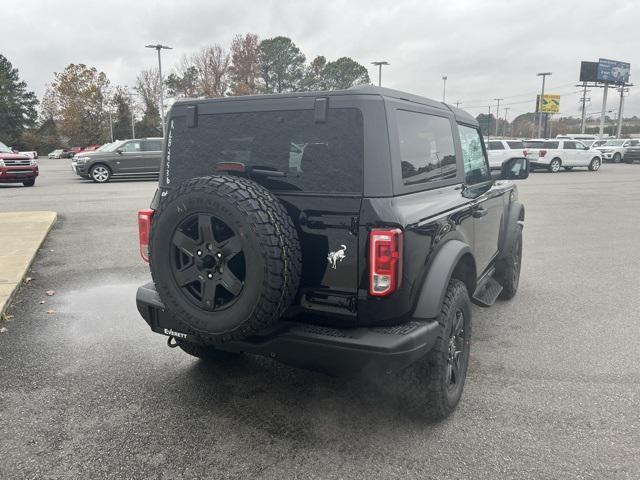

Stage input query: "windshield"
[
  {"left": 101, "top": 140, "right": 127, "bottom": 152},
  {"left": 94, "top": 143, "right": 112, "bottom": 152},
  {"left": 0, "top": 142, "right": 13, "bottom": 153}
]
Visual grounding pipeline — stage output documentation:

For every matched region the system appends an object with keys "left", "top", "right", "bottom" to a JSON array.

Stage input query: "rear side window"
[
  {"left": 395, "top": 110, "right": 457, "bottom": 186},
  {"left": 524, "top": 141, "right": 544, "bottom": 148},
  {"left": 506, "top": 141, "right": 524, "bottom": 149},
  {"left": 487, "top": 141, "right": 504, "bottom": 150},
  {"left": 143, "top": 140, "right": 162, "bottom": 151},
  {"left": 165, "top": 108, "right": 364, "bottom": 193},
  {"left": 458, "top": 124, "right": 490, "bottom": 185},
  {"left": 543, "top": 141, "right": 559, "bottom": 149}
]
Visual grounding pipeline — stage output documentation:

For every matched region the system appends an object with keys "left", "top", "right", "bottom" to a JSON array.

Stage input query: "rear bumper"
[
  {"left": 136, "top": 282, "right": 440, "bottom": 375},
  {"left": 0, "top": 166, "right": 38, "bottom": 182}
]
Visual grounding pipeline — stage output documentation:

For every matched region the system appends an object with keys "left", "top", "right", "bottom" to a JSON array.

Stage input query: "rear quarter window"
[
  {"left": 506, "top": 141, "right": 524, "bottom": 149},
  {"left": 164, "top": 108, "right": 364, "bottom": 193}
]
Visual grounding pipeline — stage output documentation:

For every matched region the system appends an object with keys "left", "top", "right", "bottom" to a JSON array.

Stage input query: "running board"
[{"left": 472, "top": 273, "right": 503, "bottom": 307}]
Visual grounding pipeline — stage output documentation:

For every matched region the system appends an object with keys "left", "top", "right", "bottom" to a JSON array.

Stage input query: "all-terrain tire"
[
  {"left": 177, "top": 340, "right": 240, "bottom": 361},
  {"left": 149, "top": 175, "right": 301, "bottom": 343},
  {"left": 393, "top": 279, "right": 472, "bottom": 420},
  {"left": 495, "top": 225, "right": 523, "bottom": 299}
]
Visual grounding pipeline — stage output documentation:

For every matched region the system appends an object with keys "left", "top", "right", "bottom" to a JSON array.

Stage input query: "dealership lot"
[{"left": 0, "top": 159, "right": 639, "bottom": 479}]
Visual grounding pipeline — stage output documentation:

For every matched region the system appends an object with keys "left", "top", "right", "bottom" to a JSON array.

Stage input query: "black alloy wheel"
[
  {"left": 171, "top": 213, "right": 245, "bottom": 311},
  {"left": 447, "top": 310, "right": 467, "bottom": 392}
]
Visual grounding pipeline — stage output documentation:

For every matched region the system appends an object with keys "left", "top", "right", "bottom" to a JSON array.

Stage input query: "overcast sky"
[{"left": 4, "top": 0, "right": 639, "bottom": 122}]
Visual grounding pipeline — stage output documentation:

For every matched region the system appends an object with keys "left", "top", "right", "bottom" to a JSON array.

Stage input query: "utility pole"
[
  {"left": 599, "top": 83, "right": 609, "bottom": 140},
  {"left": 442, "top": 76, "right": 447, "bottom": 102},
  {"left": 493, "top": 98, "right": 503, "bottom": 136},
  {"left": 127, "top": 89, "right": 136, "bottom": 139},
  {"left": 455, "top": 100, "right": 461, "bottom": 108},
  {"left": 579, "top": 82, "right": 590, "bottom": 134},
  {"left": 371, "top": 61, "right": 389, "bottom": 87},
  {"left": 487, "top": 105, "right": 491, "bottom": 142},
  {"left": 145, "top": 44, "right": 172, "bottom": 138},
  {"left": 502, "top": 107, "right": 510, "bottom": 136},
  {"left": 108, "top": 111, "right": 114, "bottom": 142},
  {"left": 616, "top": 86, "right": 628, "bottom": 139},
  {"left": 536, "top": 72, "right": 551, "bottom": 138}
]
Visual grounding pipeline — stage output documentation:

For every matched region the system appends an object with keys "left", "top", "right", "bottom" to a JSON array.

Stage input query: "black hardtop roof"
[{"left": 173, "top": 85, "right": 477, "bottom": 126}]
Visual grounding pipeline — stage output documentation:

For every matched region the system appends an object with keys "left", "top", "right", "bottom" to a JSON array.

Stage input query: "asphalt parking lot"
[{"left": 1, "top": 159, "right": 639, "bottom": 479}]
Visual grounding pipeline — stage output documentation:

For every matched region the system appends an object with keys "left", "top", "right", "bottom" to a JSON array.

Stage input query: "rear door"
[
  {"left": 115, "top": 140, "right": 145, "bottom": 173},
  {"left": 458, "top": 124, "right": 503, "bottom": 274},
  {"left": 141, "top": 139, "right": 163, "bottom": 173},
  {"left": 563, "top": 141, "right": 578, "bottom": 166}
]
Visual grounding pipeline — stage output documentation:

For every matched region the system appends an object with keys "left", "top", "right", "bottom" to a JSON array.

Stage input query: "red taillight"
[
  {"left": 369, "top": 228, "right": 403, "bottom": 297},
  {"left": 539, "top": 149, "right": 547, "bottom": 157},
  {"left": 138, "top": 209, "right": 154, "bottom": 262},
  {"left": 523, "top": 150, "right": 528, "bottom": 157},
  {"left": 215, "top": 162, "right": 246, "bottom": 173}
]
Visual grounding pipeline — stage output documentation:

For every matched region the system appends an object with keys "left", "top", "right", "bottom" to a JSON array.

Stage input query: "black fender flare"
[
  {"left": 498, "top": 201, "right": 525, "bottom": 255},
  {"left": 412, "top": 240, "right": 474, "bottom": 320}
]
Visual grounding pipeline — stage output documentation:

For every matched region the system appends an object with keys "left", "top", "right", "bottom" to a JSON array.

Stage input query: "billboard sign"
[
  {"left": 597, "top": 58, "right": 630, "bottom": 84},
  {"left": 580, "top": 61, "right": 599, "bottom": 83},
  {"left": 536, "top": 94, "right": 560, "bottom": 114}
]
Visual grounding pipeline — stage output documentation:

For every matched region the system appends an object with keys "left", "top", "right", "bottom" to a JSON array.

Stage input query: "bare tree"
[
  {"left": 135, "top": 67, "right": 161, "bottom": 136},
  {"left": 228, "top": 33, "right": 261, "bottom": 96},
  {"left": 193, "top": 45, "right": 230, "bottom": 98}
]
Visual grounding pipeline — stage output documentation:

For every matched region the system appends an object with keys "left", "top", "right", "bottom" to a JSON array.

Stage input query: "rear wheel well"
[{"left": 450, "top": 253, "right": 477, "bottom": 297}]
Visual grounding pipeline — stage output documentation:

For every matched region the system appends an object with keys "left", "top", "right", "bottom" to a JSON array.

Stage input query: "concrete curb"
[{"left": 0, "top": 211, "right": 57, "bottom": 319}]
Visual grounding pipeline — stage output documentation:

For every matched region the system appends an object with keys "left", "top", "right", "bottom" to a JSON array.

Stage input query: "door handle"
[{"left": 472, "top": 207, "right": 488, "bottom": 218}]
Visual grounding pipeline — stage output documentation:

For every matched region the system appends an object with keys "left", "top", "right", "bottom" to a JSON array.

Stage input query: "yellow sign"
[{"left": 536, "top": 94, "right": 560, "bottom": 113}]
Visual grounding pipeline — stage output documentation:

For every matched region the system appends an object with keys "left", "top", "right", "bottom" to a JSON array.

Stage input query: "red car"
[{"left": 0, "top": 141, "right": 39, "bottom": 187}]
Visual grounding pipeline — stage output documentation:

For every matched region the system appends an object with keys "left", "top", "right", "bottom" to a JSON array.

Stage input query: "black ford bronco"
[{"left": 135, "top": 86, "right": 528, "bottom": 419}]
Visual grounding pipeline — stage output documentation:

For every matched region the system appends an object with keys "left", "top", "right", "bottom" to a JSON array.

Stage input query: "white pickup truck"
[{"left": 524, "top": 139, "right": 602, "bottom": 173}]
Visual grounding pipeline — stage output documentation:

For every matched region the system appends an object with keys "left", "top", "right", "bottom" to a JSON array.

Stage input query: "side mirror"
[
  {"left": 116, "top": 149, "right": 123, "bottom": 155},
  {"left": 493, "top": 157, "right": 529, "bottom": 180}
]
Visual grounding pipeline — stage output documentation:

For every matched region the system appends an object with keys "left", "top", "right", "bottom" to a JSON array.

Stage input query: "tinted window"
[
  {"left": 563, "top": 141, "right": 576, "bottom": 149},
  {"left": 524, "top": 140, "right": 544, "bottom": 148},
  {"left": 121, "top": 141, "right": 142, "bottom": 152},
  {"left": 395, "top": 110, "right": 457, "bottom": 186},
  {"left": 143, "top": 140, "right": 162, "bottom": 151},
  {"left": 458, "top": 124, "right": 490, "bottom": 185},
  {"left": 487, "top": 141, "right": 504, "bottom": 150},
  {"left": 166, "top": 108, "right": 364, "bottom": 193},
  {"left": 506, "top": 141, "right": 524, "bottom": 149},
  {"left": 543, "top": 141, "right": 559, "bottom": 149}
]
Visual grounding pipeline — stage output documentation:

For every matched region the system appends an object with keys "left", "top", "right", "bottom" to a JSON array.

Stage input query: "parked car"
[
  {"left": 525, "top": 139, "right": 602, "bottom": 172},
  {"left": 593, "top": 139, "right": 640, "bottom": 163},
  {"left": 622, "top": 144, "right": 640, "bottom": 164},
  {"left": 486, "top": 139, "right": 527, "bottom": 169},
  {"left": 72, "top": 138, "right": 163, "bottom": 183},
  {"left": 0, "top": 141, "right": 38, "bottom": 187},
  {"left": 19, "top": 150, "right": 38, "bottom": 159},
  {"left": 48, "top": 149, "right": 73, "bottom": 159},
  {"left": 135, "top": 86, "right": 529, "bottom": 420}
]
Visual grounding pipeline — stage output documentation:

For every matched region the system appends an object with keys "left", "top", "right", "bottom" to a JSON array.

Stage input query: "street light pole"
[
  {"left": 145, "top": 44, "right": 172, "bottom": 138},
  {"left": 442, "top": 76, "right": 447, "bottom": 102},
  {"left": 502, "top": 107, "right": 510, "bottom": 136},
  {"left": 536, "top": 72, "right": 551, "bottom": 138},
  {"left": 127, "top": 90, "right": 136, "bottom": 139},
  {"left": 493, "top": 98, "right": 503, "bottom": 136},
  {"left": 108, "top": 110, "right": 114, "bottom": 142},
  {"left": 371, "top": 61, "right": 389, "bottom": 87}
]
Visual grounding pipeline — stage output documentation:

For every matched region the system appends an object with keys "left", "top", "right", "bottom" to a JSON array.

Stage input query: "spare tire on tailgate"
[{"left": 149, "top": 175, "right": 301, "bottom": 343}]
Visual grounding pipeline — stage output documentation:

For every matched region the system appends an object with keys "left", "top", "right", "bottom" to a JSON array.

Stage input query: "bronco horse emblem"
[{"left": 327, "top": 245, "right": 347, "bottom": 269}]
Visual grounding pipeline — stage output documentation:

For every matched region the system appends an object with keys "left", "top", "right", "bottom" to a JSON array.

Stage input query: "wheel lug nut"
[
  {"left": 207, "top": 273, "right": 213, "bottom": 279},
  {"left": 216, "top": 252, "right": 222, "bottom": 258},
  {"left": 207, "top": 243, "right": 213, "bottom": 251},
  {"left": 197, "top": 250, "right": 202, "bottom": 256}
]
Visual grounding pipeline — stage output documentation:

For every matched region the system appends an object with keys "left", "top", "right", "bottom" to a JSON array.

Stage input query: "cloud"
[{"left": 4, "top": 0, "right": 638, "bottom": 120}]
